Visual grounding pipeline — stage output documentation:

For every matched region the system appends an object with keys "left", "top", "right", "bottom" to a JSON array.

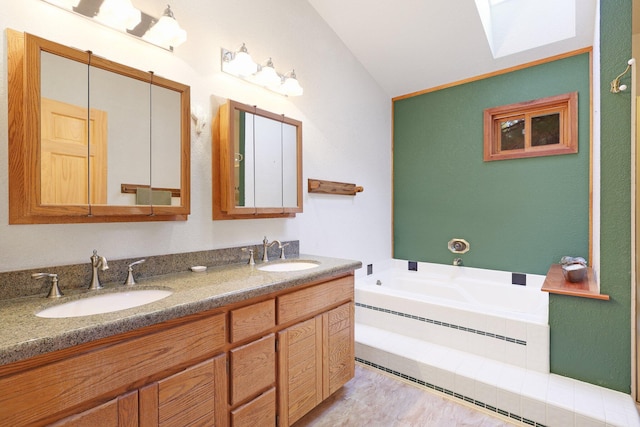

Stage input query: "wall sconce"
[
  {"left": 221, "top": 44, "right": 304, "bottom": 97},
  {"left": 40, "top": 0, "right": 187, "bottom": 51}
]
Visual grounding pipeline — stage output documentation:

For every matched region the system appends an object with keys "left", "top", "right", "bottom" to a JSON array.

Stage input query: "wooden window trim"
[{"left": 483, "top": 92, "right": 578, "bottom": 161}]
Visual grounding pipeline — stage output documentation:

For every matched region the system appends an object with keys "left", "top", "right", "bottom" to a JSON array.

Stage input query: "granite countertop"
[{"left": 0, "top": 254, "right": 361, "bottom": 367}]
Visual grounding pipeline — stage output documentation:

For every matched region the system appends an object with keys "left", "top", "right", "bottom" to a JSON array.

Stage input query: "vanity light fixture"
[
  {"left": 252, "top": 58, "right": 281, "bottom": 88},
  {"left": 142, "top": 4, "right": 187, "bottom": 50},
  {"left": 222, "top": 43, "right": 258, "bottom": 77},
  {"left": 94, "top": 0, "right": 141, "bottom": 32},
  {"left": 44, "top": 0, "right": 81, "bottom": 9},
  {"left": 40, "top": 0, "right": 187, "bottom": 51},
  {"left": 221, "top": 44, "right": 304, "bottom": 97},
  {"left": 280, "top": 70, "right": 304, "bottom": 96}
]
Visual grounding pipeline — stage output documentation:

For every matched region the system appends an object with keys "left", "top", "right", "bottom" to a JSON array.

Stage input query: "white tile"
[
  {"left": 521, "top": 395, "right": 546, "bottom": 425},
  {"left": 526, "top": 339, "right": 550, "bottom": 373},
  {"left": 573, "top": 381, "right": 605, "bottom": 421},
  {"left": 505, "top": 318, "right": 527, "bottom": 341},
  {"left": 504, "top": 340, "right": 527, "bottom": 368},
  {"left": 430, "top": 364, "right": 455, "bottom": 391},
  {"left": 547, "top": 404, "right": 575, "bottom": 427},
  {"left": 475, "top": 379, "right": 498, "bottom": 408},
  {"left": 496, "top": 363, "right": 526, "bottom": 393},
  {"left": 483, "top": 314, "right": 506, "bottom": 337},
  {"left": 521, "top": 369, "right": 549, "bottom": 401},
  {"left": 454, "top": 370, "right": 475, "bottom": 398},
  {"left": 575, "top": 413, "right": 606, "bottom": 427},
  {"left": 482, "top": 336, "right": 507, "bottom": 363},
  {"left": 496, "top": 387, "right": 521, "bottom": 415}
]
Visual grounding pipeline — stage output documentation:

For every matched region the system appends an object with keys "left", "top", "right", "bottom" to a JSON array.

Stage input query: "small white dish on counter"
[{"left": 190, "top": 266, "right": 207, "bottom": 273}]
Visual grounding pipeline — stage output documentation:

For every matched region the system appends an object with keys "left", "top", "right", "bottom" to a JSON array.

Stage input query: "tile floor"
[{"left": 293, "top": 363, "right": 514, "bottom": 427}]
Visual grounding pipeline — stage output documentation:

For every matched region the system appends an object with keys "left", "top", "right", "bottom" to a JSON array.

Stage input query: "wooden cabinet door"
[
  {"left": 229, "top": 334, "right": 276, "bottom": 405},
  {"left": 278, "top": 316, "right": 323, "bottom": 427},
  {"left": 230, "top": 387, "right": 276, "bottom": 427},
  {"left": 139, "top": 355, "right": 228, "bottom": 427},
  {"left": 51, "top": 391, "right": 138, "bottom": 427},
  {"left": 325, "top": 302, "right": 355, "bottom": 397}
]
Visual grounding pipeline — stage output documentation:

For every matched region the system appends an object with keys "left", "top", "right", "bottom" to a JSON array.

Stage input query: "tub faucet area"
[
  {"left": 453, "top": 257, "right": 463, "bottom": 266},
  {"left": 89, "top": 250, "right": 109, "bottom": 290}
]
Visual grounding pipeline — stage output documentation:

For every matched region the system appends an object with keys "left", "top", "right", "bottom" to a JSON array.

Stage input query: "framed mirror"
[
  {"left": 213, "top": 100, "right": 302, "bottom": 219},
  {"left": 7, "top": 29, "right": 190, "bottom": 224}
]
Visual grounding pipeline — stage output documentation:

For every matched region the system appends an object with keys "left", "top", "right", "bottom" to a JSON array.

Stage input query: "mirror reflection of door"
[
  {"left": 40, "top": 98, "right": 107, "bottom": 205},
  {"left": 254, "top": 115, "right": 283, "bottom": 208}
]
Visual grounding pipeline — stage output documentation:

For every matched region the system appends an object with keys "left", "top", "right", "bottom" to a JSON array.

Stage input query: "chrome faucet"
[
  {"left": 32, "top": 272, "right": 63, "bottom": 298},
  {"left": 124, "top": 259, "right": 145, "bottom": 286},
  {"left": 453, "top": 258, "right": 463, "bottom": 266},
  {"left": 89, "top": 249, "right": 109, "bottom": 290},
  {"left": 262, "top": 236, "right": 283, "bottom": 262}
]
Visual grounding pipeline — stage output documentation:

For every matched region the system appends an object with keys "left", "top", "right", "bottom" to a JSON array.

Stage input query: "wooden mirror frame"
[
  {"left": 7, "top": 29, "right": 191, "bottom": 224},
  {"left": 213, "top": 99, "right": 303, "bottom": 219}
]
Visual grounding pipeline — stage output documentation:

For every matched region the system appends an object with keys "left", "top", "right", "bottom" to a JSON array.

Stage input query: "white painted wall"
[{"left": 0, "top": 0, "right": 392, "bottom": 275}]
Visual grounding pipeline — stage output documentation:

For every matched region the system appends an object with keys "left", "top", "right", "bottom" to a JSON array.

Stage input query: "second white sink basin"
[
  {"left": 36, "top": 289, "right": 172, "bottom": 318},
  {"left": 258, "top": 261, "right": 319, "bottom": 272}
]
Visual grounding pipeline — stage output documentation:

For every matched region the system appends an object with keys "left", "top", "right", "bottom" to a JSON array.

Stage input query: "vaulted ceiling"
[{"left": 307, "top": 0, "right": 598, "bottom": 98}]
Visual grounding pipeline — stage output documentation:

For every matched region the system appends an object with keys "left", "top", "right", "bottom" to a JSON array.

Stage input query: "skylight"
[{"left": 475, "top": 0, "right": 576, "bottom": 58}]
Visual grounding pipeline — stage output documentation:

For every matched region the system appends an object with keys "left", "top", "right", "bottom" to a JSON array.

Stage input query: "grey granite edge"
[{"left": 0, "top": 260, "right": 361, "bottom": 366}]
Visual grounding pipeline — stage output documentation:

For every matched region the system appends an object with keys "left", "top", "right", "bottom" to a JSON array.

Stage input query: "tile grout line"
[{"left": 356, "top": 302, "right": 527, "bottom": 346}]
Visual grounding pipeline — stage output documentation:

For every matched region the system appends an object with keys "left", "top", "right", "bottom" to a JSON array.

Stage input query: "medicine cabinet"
[
  {"left": 7, "top": 29, "right": 190, "bottom": 224},
  {"left": 213, "top": 100, "right": 302, "bottom": 219}
]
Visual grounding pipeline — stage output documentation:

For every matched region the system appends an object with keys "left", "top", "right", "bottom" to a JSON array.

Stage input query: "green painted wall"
[
  {"left": 394, "top": 53, "right": 590, "bottom": 275},
  {"left": 549, "top": 0, "right": 632, "bottom": 393},
  {"left": 393, "top": 0, "right": 633, "bottom": 393}
]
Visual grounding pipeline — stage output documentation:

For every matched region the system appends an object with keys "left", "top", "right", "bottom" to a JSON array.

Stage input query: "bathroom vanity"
[{"left": 0, "top": 255, "right": 359, "bottom": 426}]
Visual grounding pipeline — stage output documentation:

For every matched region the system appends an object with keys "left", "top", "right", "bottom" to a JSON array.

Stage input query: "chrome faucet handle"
[
  {"left": 89, "top": 249, "right": 109, "bottom": 290},
  {"left": 278, "top": 243, "right": 289, "bottom": 259},
  {"left": 262, "top": 236, "right": 270, "bottom": 262},
  {"left": 32, "top": 272, "right": 63, "bottom": 298},
  {"left": 124, "top": 259, "right": 146, "bottom": 286},
  {"left": 242, "top": 248, "right": 255, "bottom": 265}
]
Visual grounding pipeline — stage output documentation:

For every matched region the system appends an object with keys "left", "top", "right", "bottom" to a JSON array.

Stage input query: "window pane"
[
  {"left": 499, "top": 118, "right": 524, "bottom": 150},
  {"left": 531, "top": 113, "right": 560, "bottom": 146}
]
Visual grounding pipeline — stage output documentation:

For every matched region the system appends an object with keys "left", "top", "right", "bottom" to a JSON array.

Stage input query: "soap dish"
[
  {"left": 190, "top": 266, "right": 206, "bottom": 273},
  {"left": 562, "top": 263, "right": 587, "bottom": 283}
]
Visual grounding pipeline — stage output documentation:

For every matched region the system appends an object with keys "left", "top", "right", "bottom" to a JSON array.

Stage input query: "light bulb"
[
  {"left": 95, "top": 0, "right": 141, "bottom": 31},
  {"left": 143, "top": 5, "right": 187, "bottom": 49},
  {"left": 253, "top": 58, "right": 281, "bottom": 88},
  {"left": 281, "top": 70, "right": 303, "bottom": 96}
]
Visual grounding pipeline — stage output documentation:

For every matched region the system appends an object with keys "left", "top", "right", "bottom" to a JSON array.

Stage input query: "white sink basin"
[
  {"left": 258, "top": 261, "right": 319, "bottom": 272},
  {"left": 36, "top": 289, "right": 172, "bottom": 318}
]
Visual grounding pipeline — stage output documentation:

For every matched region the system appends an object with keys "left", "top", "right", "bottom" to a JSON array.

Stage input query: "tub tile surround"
[
  {"left": 0, "top": 241, "right": 299, "bottom": 301},
  {"left": 356, "top": 326, "right": 640, "bottom": 427},
  {"left": 355, "top": 259, "right": 640, "bottom": 427}
]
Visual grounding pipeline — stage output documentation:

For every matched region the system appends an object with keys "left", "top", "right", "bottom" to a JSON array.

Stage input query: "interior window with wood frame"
[{"left": 483, "top": 92, "right": 578, "bottom": 161}]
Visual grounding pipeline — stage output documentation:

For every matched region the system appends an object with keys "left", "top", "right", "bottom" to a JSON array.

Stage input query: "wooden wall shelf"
[
  {"left": 308, "top": 179, "right": 363, "bottom": 196},
  {"left": 541, "top": 264, "right": 609, "bottom": 300}
]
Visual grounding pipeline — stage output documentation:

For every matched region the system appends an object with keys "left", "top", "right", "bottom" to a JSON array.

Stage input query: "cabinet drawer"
[
  {"left": 230, "top": 334, "right": 276, "bottom": 405},
  {"left": 0, "top": 312, "right": 226, "bottom": 426},
  {"left": 278, "top": 275, "right": 354, "bottom": 325},
  {"left": 231, "top": 387, "right": 276, "bottom": 427},
  {"left": 230, "top": 299, "right": 276, "bottom": 343}
]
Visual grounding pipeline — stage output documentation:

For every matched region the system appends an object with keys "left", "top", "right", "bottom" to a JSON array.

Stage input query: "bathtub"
[{"left": 355, "top": 259, "right": 550, "bottom": 372}]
